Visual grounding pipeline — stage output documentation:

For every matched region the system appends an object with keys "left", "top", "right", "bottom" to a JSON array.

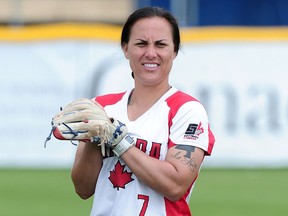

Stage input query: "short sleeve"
[{"left": 169, "top": 101, "right": 215, "bottom": 155}]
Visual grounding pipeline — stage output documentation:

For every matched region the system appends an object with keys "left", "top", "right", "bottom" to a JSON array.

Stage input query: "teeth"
[{"left": 144, "top": 63, "right": 157, "bottom": 68}]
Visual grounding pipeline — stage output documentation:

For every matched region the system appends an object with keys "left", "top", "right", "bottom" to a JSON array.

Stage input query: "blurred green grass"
[
  {"left": 190, "top": 168, "right": 288, "bottom": 216},
  {"left": 0, "top": 169, "right": 92, "bottom": 216},
  {"left": 0, "top": 168, "right": 287, "bottom": 216}
]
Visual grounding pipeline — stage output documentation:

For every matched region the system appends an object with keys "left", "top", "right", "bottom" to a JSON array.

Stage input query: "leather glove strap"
[{"left": 112, "top": 134, "right": 134, "bottom": 157}]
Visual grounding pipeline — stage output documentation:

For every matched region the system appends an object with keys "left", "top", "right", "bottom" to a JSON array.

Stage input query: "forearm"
[
  {"left": 121, "top": 146, "right": 202, "bottom": 201},
  {"left": 71, "top": 142, "right": 103, "bottom": 199}
]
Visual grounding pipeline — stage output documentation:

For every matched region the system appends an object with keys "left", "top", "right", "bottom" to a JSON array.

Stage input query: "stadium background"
[{"left": 0, "top": 0, "right": 287, "bottom": 215}]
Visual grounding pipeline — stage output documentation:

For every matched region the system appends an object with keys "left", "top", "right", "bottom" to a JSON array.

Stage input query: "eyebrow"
[{"left": 135, "top": 39, "right": 168, "bottom": 43}]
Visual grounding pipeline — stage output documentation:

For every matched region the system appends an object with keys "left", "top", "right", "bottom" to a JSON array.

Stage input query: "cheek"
[
  {"left": 162, "top": 53, "right": 175, "bottom": 71},
  {"left": 128, "top": 54, "right": 140, "bottom": 70},
  {"left": 164, "top": 52, "right": 177, "bottom": 64},
  {"left": 128, "top": 50, "right": 143, "bottom": 63},
  {"left": 124, "top": 46, "right": 136, "bottom": 60}
]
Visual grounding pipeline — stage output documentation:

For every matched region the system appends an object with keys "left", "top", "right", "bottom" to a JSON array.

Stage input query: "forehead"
[{"left": 130, "top": 17, "right": 173, "bottom": 39}]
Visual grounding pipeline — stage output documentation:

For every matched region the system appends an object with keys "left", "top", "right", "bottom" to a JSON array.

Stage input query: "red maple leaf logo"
[{"left": 108, "top": 160, "right": 134, "bottom": 190}]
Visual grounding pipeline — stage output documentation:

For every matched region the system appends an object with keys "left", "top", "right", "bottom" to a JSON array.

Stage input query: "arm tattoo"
[
  {"left": 175, "top": 145, "right": 195, "bottom": 158},
  {"left": 172, "top": 145, "right": 197, "bottom": 172}
]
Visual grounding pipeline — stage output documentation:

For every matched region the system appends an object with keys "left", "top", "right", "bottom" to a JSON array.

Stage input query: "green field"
[
  {"left": 0, "top": 168, "right": 287, "bottom": 216},
  {"left": 190, "top": 169, "right": 288, "bottom": 216}
]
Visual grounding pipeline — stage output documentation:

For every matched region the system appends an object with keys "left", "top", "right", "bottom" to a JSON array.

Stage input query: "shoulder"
[
  {"left": 93, "top": 92, "right": 126, "bottom": 107},
  {"left": 166, "top": 90, "right": 199, "bottom": 105},
  {"left": 166, "top": 89, "right": 204, "bottom": 116}
]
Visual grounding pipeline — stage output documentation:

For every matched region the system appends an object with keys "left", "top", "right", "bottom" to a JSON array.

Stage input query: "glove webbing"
[{"left": 44, "top": 123, "right": 79, "bottom": 147}]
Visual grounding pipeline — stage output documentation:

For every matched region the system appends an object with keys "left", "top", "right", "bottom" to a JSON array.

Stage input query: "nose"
[{"left": 145, "top": 44, "right": 157, "bottom": 58}]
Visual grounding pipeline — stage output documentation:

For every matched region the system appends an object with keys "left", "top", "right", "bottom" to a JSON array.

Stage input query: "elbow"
[
  {"left": 75, "top": 188, "right": 94, "bottom": 200},
  {"left": 166, "top": 193, "right": 184, "bottom": 202},
  {"left": 72, "top": 178, "right": 95, "bottom": 200},
  {"left": 164, "top": 186, "right": 187, "bottom": 202},
  {"left": 71, "top": 173, "right": 95, "bottom": 200}
]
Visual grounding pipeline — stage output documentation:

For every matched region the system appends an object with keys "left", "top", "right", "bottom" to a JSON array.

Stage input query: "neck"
[{"left": 128, "top": 83, "right": 172, "bottom": 107}]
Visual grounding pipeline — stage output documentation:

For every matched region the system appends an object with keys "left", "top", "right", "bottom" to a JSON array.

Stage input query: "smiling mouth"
[{"left": 143, "top": 63, "right": 159, "bottom": 68}]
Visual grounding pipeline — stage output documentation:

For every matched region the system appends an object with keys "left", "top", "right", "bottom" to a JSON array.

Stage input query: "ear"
[
  {"left": 173, "top": 51, "right": 177, "bottom": 59},
  {"left": 122, "top": 43, "right": 129, "bottom": 59}
]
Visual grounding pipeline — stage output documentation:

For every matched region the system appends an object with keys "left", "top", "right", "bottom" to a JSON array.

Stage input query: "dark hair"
[{"left": 121, "top": 7, "right": 180, "bottom": 54}]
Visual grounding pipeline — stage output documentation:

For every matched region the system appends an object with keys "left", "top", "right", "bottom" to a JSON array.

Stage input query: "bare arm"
[
  {"left": 121, "top": 144, "right": 204, "bottom": 201},
  {"left": 71, "top": 141, "right": 103, "bottom": 199}
]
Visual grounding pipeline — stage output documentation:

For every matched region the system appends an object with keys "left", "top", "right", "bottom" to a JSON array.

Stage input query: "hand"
[{"left": 48, "top": 98, "right": 134, "bottom": 157}]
